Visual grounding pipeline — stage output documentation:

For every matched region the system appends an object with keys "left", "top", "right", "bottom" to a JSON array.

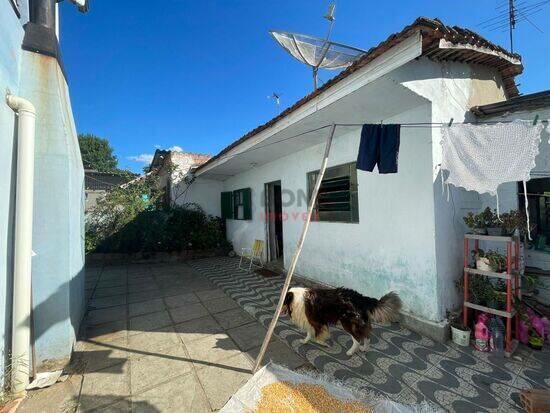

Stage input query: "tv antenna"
[
  {"left": 267, "top": 92, "right": 282, "bottom": 112},
  {"left": 478, "top": 0, "right": 548, "bottom": 53},
  {"left": 270, "top": 3, "right": 366, "bottom": 91}
]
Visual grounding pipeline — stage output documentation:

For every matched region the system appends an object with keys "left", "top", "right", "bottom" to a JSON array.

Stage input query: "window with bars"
[{"left": 307, "top": 162, "right": 359, "bottom": 223}]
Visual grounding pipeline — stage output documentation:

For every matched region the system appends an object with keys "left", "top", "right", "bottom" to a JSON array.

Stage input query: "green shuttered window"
[
  {"left": 221, "top": 192, "right": 233, "bottom": 219},
  {"left": 221, "top": 188, "right": 252, "bottom": 220}
]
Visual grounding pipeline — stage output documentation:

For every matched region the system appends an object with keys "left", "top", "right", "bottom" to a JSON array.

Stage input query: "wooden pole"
[{"left": 253, "top": 123, "right": 336, "bottom": 373}]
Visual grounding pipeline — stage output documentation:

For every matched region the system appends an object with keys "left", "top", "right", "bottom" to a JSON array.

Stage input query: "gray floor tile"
[
  {"left": 163, "top": 292, "right": 200, "bottom": 308},
  {"left": 246, "top": 339, "right": 306, "bottom": 370},
  {"left": 131, "top": 372, "right": 210, "bottom": 413},
  {"left": 73, "top": 338, "right": 128, "bottom": 373},
  {"left": 85, "top": 320, "right": 127, "bottom": 343},
  {"left": 202, "top": 296, "right": 239, "bottom": 314},
  {"left": 86, "top": 306, "right": 127, "bottom": 326},
  {"left": 196, "top": 352, "right": 253, "bottom": 410},
  {"left": 127, "top": 290, "right": 163, "bottom": 304},
  {"left": 213, "top": 307, "right": 255, "bottom": 330},
  {"left": 129, "top": 298, "right": 165, "bottom": 317},
  {"left": 93, "top": 286, "right": 127, "bottom": 298},
  {"left": 128, "top": 311, "right": 172, "bottom": 336},
  {"left": 130, "top": 344, "right": 192, "bottom": 394},
  {"left": 168, "top": 302, "right": 209, "bottom": 324},
  {"left": 89, "top": 295, "right": 127, "bottom": 310},
  {"left": 174, "top": 315, "right": 224, "bottom": 345},
  {"left": 226, "top": 322, "right": 269, "bottom": 351},
  {"left": 195, "top": 288, "right": 227, "bottom": 302},
  {"left": 185, "top": 333, "right": 242, "bottom": 369},
  {"left": 126, "top": 326, "right": 181, "bottom": 358},
  {"left": 78, "top": 363, "right": 130, "bottom": 411}
]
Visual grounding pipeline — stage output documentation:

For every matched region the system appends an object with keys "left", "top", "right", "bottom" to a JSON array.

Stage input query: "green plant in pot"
[
  {"left": 463, "top": 211, "right": 488, "bottom": 235},
  {"left": 500, "top": 209, "right": 528, "bottom": 237},
  {"left": 474, "top": 249, "right": 507, "bottom": 273}
]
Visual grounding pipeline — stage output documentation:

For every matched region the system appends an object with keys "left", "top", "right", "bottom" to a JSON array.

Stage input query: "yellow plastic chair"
[{"left": 239, "top": 240, "right": 264, "bottom": 272}]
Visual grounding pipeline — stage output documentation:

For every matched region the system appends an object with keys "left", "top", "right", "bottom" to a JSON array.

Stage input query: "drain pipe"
[{"left": 6, "top": 94, "right": 36, "bottom": 396}]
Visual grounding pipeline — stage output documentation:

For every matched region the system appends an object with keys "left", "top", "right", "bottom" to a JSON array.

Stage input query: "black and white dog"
[{"left": 281, "top": 287, "right": 402, "bottom": 356}]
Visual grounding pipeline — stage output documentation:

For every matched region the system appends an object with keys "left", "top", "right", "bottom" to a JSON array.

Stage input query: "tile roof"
[{"left": 197, "top": 17, "right": 523, "bottom": 173}]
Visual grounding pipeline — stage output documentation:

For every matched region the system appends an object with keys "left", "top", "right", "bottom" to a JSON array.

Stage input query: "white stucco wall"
[
  {"left": 391, "top": 58, "right": 512, "bottom": 318},
  {"left": 178, "top": 178, "right": 223, "bottom": 217},
  {"left": 221, "top": 104, "right": 440, "bottom": 321}
]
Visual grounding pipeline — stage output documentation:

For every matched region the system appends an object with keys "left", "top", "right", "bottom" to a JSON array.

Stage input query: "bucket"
[{"left": 451, "top": 325, "right": 471, "bottom": 347}]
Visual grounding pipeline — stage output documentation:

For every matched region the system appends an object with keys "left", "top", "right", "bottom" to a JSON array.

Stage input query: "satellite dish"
[{"left": 269, "top": 4, "right": 366, "bottom": 90}]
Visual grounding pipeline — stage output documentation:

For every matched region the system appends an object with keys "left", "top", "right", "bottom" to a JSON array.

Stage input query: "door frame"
[{"left": 264, "top": 180, "right": 283, "bottom": 262}]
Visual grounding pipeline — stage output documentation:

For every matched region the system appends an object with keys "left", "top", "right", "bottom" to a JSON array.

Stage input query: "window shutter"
[
  {"left": 242, "top": 188, "right": 252, "bottom": 220},
  {"left": 221, "top": 192, "right": 233, "bottom": 219}
]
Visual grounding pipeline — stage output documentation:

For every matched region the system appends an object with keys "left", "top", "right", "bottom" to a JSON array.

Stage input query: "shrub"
[{"left": 86, "top": 173, "right": 231, "bottom": 254}]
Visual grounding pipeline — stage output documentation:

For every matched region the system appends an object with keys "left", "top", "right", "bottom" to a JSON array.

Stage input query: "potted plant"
[
  {"left": 448, "top": 310, "right": 471, "bottom": 347},
  {"left": 475, "top": 249, "right": 507, "bottom": 273},
  {"left": 500, "top": 209, "right": 528, "bottom": 236},
  {"left": 528, "top": 329, "right": 544, "bottom": 350},
  {"left": 464, "top": 211, "right": 488, "bottom": 235},
  {"left": 484, "top": 208, "right": 503, "bottom": 236}
]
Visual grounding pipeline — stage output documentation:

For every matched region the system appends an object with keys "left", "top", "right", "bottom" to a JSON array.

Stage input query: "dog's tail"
[{"left": 369, "top": 291, "right": 402, "bottom": 324}]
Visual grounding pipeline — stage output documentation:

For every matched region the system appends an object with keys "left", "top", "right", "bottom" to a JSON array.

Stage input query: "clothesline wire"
[{"left": 201, "top": 119, "right": 549, "bottom": 169}]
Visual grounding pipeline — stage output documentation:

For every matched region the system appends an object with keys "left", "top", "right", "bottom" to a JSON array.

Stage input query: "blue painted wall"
[
  {"left": 1, "top": 0, "right": 86, "bottom": 374},
  {"left": 0, "top": 0, "right": 26, "bottom": 384}
]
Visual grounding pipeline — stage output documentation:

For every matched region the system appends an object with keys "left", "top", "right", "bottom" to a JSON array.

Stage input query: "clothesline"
[{"left": 203, "top": 119, "right": 548, "bottom": 168}]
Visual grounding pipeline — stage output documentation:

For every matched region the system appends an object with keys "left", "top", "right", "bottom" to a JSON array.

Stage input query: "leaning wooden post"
[{"left": 253, "top": 123, "right": 336, "bottom": 373}]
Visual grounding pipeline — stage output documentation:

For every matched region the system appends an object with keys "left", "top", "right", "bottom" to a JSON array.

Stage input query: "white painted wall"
[
  {"left": 221, "top": 104, "right": 441, "bottom": 321},
  {"left": 391, "top": 58, "right": 511, "bottom": 318},
  {"left": 178, "top": 178, "right": 223, "bottom": 217}
]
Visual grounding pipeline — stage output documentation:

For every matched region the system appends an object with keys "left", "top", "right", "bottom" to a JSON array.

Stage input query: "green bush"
[{"left": 86, "top": 172, "right": 231, "bottom": 254}]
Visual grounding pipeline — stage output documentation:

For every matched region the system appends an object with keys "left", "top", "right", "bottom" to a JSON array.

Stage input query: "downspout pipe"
[{"left": 6, "top": 94, "right": 36, "bottom": 396}]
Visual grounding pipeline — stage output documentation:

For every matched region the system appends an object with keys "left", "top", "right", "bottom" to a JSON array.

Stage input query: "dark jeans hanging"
[{"left": 356, "top": 124, "right": 401, "bottom": 174}]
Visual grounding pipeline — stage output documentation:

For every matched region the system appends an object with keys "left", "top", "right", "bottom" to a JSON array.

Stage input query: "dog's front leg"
[
  {"left": 359, "top": 338, "right": 370, "bottom": 352},
  {"left": 346, "top": 337, "right": 361, "bottom": 356},
  {"left": 300, "top": 330, "right": 313, "bottom": 345}
]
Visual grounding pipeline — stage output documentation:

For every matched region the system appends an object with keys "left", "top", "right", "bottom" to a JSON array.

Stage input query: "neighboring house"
[
  {"left": 1, "top": 0, "right": 87, "bottom": 387},
  {"left": 179, "top": 17, "right": 545, "bottom": 340},
  {"left": 149, "top": 149, "right": 213, "bottom": 211},
  {"left": 84, "top": 170, "right": 134, "bottom": 213}
]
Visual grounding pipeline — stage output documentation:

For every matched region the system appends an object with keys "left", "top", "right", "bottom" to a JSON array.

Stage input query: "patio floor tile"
[
  {"left": 168, "top": 302, "right": 209, "bottom": 324},
  {"left": 126, "top": 326, "right": 180, "bottom": 358},
  {"left": 128, "top": 311, "right": 172, "bottom": 335},
  {"left": 93, "top": 286, "right": 127, "bottom": 298},
  {"left": 195, "top": 288, "right": 227, "bottom": 302},
  {"left": 78, "top": 363, "right": 130, "bottom": 412},
  {"left": 163, "top": 292, "right": 200, "bottom": 308},
  {"left": 226, "top": 321, "right": 269, "bottom": 351},
  {"left": 185, "top": 333, "right": 242, "bottom": 369},
  {"left": 88, "top": 295, "right": 127, "bottom": 310},
  {"left": 130, "top": 345, "right": 192, "bottom": 394},
  {"left": 85, "top": 319, "right": 127, "bottom": 343},
  {"left": 128, "top": 298, "right": 165, "bottom": 317},
  {"left": 86, "top": 306, "right": 127, "bottom": 326},
  {"left": 201, "top": 296, "right": 239, "bottom": 314},
  {"left": 213, "top": 307, "right": 255, "bottom": 330},
  {"left": 245, "top": 338, "right": 307, "bottom": 370},
  {"left": 174, "top": 315, "right": 224, "bottom": 345},
  {"left": 131, "top": 372, "right": 210, "bottom": 413},
  {"left": 195, "top": 352, "right": 253, "bottom": 410}
]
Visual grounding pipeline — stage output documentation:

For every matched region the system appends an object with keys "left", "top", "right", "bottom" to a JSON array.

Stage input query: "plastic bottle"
[
  {"left": 474, "top": 314, "right": 490, "bottom": 352},
  {"left": 488, "top": 316, "right": 504, "bottom": 356}
]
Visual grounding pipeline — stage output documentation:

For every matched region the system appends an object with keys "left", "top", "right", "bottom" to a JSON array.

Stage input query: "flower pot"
[
  {"left": 528, "top": 335, "right": 543, "bottom": 350},
  {"left": 487, "top": 227, "right": 503, "bottom": 236},
  {"left": 451, "top": 325, "right": 471, "bottom": 347},
  {"left": 471, "top": 228, "right": 487, "bottom": 235},
  {"left": 476, "top": 258, "right": 492, "bottom": 272}
]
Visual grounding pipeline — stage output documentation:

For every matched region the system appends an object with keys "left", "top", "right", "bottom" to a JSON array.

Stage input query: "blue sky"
[{"left": 60, "top": 0, "right": 549, "bottom": 173}]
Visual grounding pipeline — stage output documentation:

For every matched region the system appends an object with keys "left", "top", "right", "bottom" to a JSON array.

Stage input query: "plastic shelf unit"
[{"left": 463, "top": 234, "right": 521, "bottom": 357}]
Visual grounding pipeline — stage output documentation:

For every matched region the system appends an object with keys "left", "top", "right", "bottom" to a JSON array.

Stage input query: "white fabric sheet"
[{"left": 441, "top": 120, "right": 543, "bottom": 195}]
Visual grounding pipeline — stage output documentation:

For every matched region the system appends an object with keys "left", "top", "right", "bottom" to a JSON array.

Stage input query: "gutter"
[{"left": 6, "top": 94, "right": 36, "bottom": 396}]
